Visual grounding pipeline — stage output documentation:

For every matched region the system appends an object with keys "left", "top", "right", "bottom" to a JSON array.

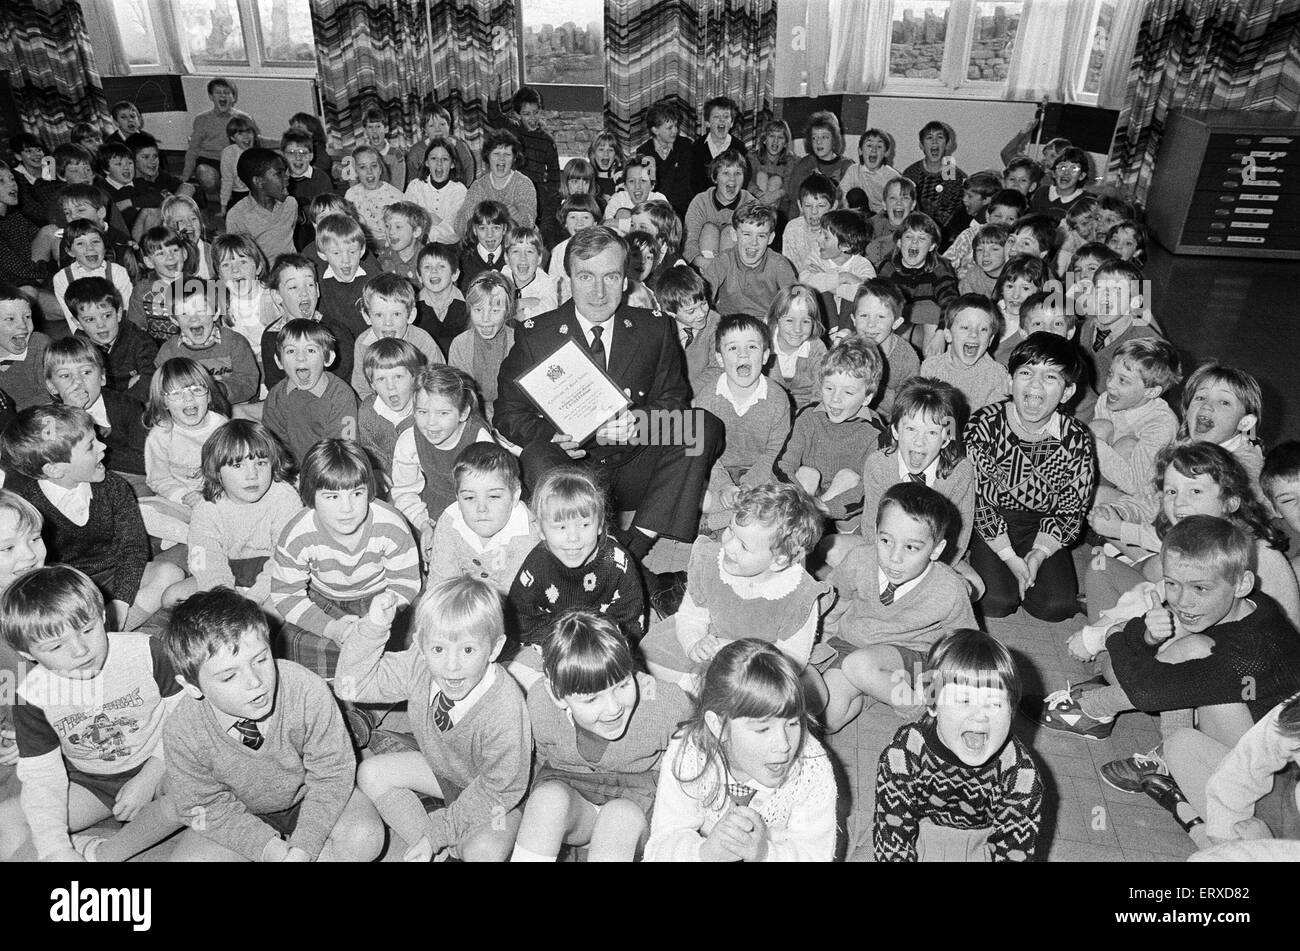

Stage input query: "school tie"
[
  {"left": 234, "top": 718, "right": 264, "bottom": 751},
  {"left": 1092, "top": 327, "right": 1111, "bottom": 352},
  {"left": 588, "top": 325, "right": 607, "bottom": 371},
  {"left": 681, "top": 326, "right": 695, "bottom": 350},
  {"left": 880, "top": 581, "right": 899, "bottom": 606},
  {"left": 908, "top": 471, "right": 927, "bottom": 486},
  {"left": 727, "top": 783, "right": 756, "bottom": 807},
  {"left": 433, "top": 691, "right": 455, "bottom": 732}
]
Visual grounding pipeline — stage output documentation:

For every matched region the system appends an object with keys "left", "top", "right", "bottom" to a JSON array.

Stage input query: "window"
[
  {"left": 1079, "top": 0, "right": 1118, "bottom": 97},
  {"left": 887, "top": 0, "right": 1024, "bottom": 92},
  {"left": 100, "top": 0, "right": 315, "bottom": 76},
  {"left": 519, "top": 0, "right": 604, "bottom": 86},
  {"left": 111, "top": 0, "right": 163, "bottom": 67}
]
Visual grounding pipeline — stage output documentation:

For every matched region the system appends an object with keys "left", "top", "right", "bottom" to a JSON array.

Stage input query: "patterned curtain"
[
  {"left": 1108, "top": 0, "right": 1300, "bottom": 203},
  {"left": 605, "top": 0, "right": 776, "bottom": 155},
  {"left": 428, "top": 0, "right": 517, "bottom": 155},
  {"left": 0, "top": 0, "right": 109, "bottom": 145},
  {"left": 311, "top": 0, "right": 436, "bottom": 151}
]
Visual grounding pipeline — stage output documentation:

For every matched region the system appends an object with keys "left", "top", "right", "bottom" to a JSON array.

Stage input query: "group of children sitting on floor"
[{"left": 0, "top": 84, "right": 1296, "bottom": 863}]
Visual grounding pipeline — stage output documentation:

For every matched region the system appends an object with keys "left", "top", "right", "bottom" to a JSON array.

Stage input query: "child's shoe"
[
  {"left": 1019, "top": 683, "right": 1115, "bottom": 739},
  {"left": 1141, "top": 773, "right": 1203, "bottom": 834},
  {"left": 1100, "top": 746, "right": 1167, "bottom": 793}
]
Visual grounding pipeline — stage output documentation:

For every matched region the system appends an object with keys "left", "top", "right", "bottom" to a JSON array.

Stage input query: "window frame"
[
  {"left": 881, "top": 0, "right": 1029, "bottom": 99},
  {"left": 513, "top": 2, "right": 606, "bottom": 114},
  {"left": 1072, "top": 0, "right": 1117, "bottom": 106},
  {"left": 112, "top": 0, "right": 316, "bottom": 79}
]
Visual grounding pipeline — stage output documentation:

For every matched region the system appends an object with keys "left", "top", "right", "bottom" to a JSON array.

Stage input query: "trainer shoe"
[
  {"left": 1020, "top": 684, "right": 1115, "bottom": 739},
  {"left": 1100, "top": 746, "right": 1168, "bottom": 793}
]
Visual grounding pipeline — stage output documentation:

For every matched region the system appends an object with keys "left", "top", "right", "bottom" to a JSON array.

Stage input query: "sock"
[
  {"left": 374, "top": 788, "right": 438, "bottom": 850},
  {"left": 509, "top": 842, "right": 556, "bottom": 862},
  {"left": 1159, "top": 708, "right": 1194, "bottom": 740}
]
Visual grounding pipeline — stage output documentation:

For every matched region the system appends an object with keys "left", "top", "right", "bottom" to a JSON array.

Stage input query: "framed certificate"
[{"left": 514, "top": 338, "right": 632, "bottom": 444}]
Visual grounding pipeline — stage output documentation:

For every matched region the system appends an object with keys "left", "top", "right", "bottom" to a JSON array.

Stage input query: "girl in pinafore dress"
[{"left": 641, "top": 483, "right": 829, "bottom": 691}]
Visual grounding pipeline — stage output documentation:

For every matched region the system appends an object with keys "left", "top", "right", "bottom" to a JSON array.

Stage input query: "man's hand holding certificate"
[{"left": 515, "top": 338, "right": 632, "bottom": 448}]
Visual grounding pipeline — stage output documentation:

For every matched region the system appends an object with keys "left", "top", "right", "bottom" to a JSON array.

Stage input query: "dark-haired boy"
[
  {"left": 966, "top": 332, "right": 1095, "bottom": 622},
  {"left": 263, "top": 319, "right": 359, "bottom": 465},
  {"left": 700, "top": 203, "right": 796, "bottom": 319},
  {"left": 66, "top": 275, "right": 156, "bottom": 404},
  {"left": 225, "top": 148, "right": 298, "bottom": 260},
  {"left": 163, "top": 586, "right": 383, "bottom": 861}
]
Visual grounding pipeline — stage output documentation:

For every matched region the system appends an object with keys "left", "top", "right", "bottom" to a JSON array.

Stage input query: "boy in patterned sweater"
[
  {"left": 967, "top": 333, "right": 1095, "bottom": 622},
  {"left": 874, "top": 630, "right": 1042, "bottom": 862},
  {"left": 0, "top": 566, "right": 185, "bottom": 862},
  {"left": 693, "top": 315, "right": 791, "bottom": 532},
  {"left": 336, "top": 576, "right": 531, "bottom": 862},
  {"left": 427, "top": 443, "right": 539, "bottom": 593},
  {"left": 270, "top": 440, "right": 420, "bottom": 679},
  {"left": 162, "top": 587, "right": 383, "bottom": 861}
]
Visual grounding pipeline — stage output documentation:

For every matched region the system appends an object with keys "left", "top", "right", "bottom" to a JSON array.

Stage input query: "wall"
[
  {"left": 128, "top": 76, "right": 319, "bottom": 153},
  {"left": 540, "top": 108, "right": 604, "bottom": 161}
]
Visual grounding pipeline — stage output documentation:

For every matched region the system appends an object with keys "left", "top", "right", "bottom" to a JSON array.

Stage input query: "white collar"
[
  {"left": 323, "top": 264, "right": 367, "bottom": 282},
  {"left": 71, "top": 261, "right": 108, "bottom": 278},
  {"left": 477, "top": 244, "right": 502, "bottom": 263},
  {"left": 86, "top": 393, "right": 110, "bottom": 429},
  {"left": 448, "top": 500, "right": 533, "bottom": 553},
  {"left": 574, "top": 311, "right": 616, "bottom": 352},
  {"left": 717, "top": 546, "right": 804, "bottom": 600},
  {"left": 1221, "top": 432, "right": 1250, "bottom": 455},
  {"left": 38, "top": 479, "right": 92, "bottom": 517},
  {"left": 878, "top": 564, "right": 932, "bottom": 602},
  {"left": 715, "top": 371, "right": 767, "bottom": 416},
  {"left": 372, "top": 396, "right": 412, "bottom": 425},
  {"left": 429, "top": 663, "right": 496, "bottom": 723},
  {"left": 895, "top": 451, "right": 940, "bottom": 484}
]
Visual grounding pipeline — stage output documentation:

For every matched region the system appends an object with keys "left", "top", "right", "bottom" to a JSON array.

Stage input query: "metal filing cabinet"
[{"left": 1147, "top": 109, "right": 1300, "bottom": 259}]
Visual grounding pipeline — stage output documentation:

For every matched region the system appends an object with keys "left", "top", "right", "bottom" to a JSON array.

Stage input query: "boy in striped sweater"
[{"left": 270, "top": 439, "right": 420, "bottom": 680}]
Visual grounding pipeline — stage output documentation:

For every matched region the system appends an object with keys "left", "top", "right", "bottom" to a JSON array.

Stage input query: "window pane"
[
  {"left": 889, "top": 1, "right": 950, "bottom": 80},
  {"left": 177, "top": 0, "right": 248, "bottom": 65},
  {"left": 1083, "top": 0, "right": 1118, "bottom": 95},
  {"left": 967, "top": 2, "right": 1022, "bottom": 83},
  {"left": 113, "top": 0, "right": 161, "bottom": 66},
  {"left": 255, "top": 0, "right": 315, "bottom": 65},
  {"left": 521, "top": 0, "right": 604, "bottom": 86}
]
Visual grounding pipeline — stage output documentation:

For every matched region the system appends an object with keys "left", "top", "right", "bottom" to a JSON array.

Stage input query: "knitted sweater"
[
  {"left": 333, "top": 638, "right": 531, "bottom": 854},
  {"left": 780, "top": 217, "right": 822, "bottom": 275},
  {"left": 356, "top": 398, "right": 414, "bottom": 490},
  {"left": 270, "top": 499, "right": 421, "bottom": 634},
  {"left": 183, "top": 108, "right": 253, "bottom": 172},
  {"left": 919, "top": 351, "right": 1011, "bottom": 413},
  {"left": 636, "top": 134, "right": 695, "bottom": 219},
  {"left": 80, "top": 321, "right": 156, "bottom": 404},
  {"left": 448, "top": 326, "right": 514, "bottom": 412},
  {"left": 187, "top": 481, "right": 304, "bottom": 605},
  {"left": 1108, "top": 593, "right": 1300, "bottom": 722},
  {"left": 97, "top": 388, "right": 148, "bottom": 476},
  {"left": 901, "top": 161, "right": 968, "bottom": 229},
  {"left": 683, "top": 187, "right": 755, "bottom": 264},
  {"left": 878, "top": 257, "right": 959, "bottom": 326},
  {"left": 877, "top": 335, "right": 921, "bottom": 418},
  {"left": 1093, "top": 395, "right": 1179, "bottom": 496},
  {"left": 6, "top": 470, "right": 148, "bottom": 604},
  {"left": 144, "top": 412, "right": 228, "bottom": 503},
  {"left": 455, "top": 172, "right": 538, "bottom": 238},
  {"left": 693, "top": 372, "right": 791, "bottom": 491},
  {"left": 528, "top": 672, "right": 690, "bottom": 779},
  {"left": 644, "top": 732, "right": 837, "bottom": 862},
  {"left": 967, "top": 403, "right": 1096, "bottom": 556},
  {"left": 262, "top": 374, "right": 359, "bottom": 465},
  {"left": 785, "top": 153, "right": 854, "bottom": 217},
  {"left": 827, "top": 543, "right": 977, "bottom": 650},
  {"left": 509, "top": 536, "right": 646, "bottom": 645},
  {"left": 1204, "top": 699, "right": 1300, "bottom": 841},
  {"left": 701, "top": 248, "right": 798, "bottom": 319},
  {"left": 427, "top": 499, "right": 539, "bottom": 594},
  {"left": 779, "top": 404, "right": 886, "bottom": 520},
  {"left": 415, "top": 293, "right": 469, "bottom": 360},
  {"left": 157, "top": 332, "right": 261, "bottom": 406},
  {"left": 390, "top": 416, "right": 497, "bottom": 534},
  {"left": 164, "top": 661, "right": 354, "bottom": 861},
  {"left": 874, "top": 716, "right": 1043, "bottom": 862},
  {"left": 862, "top": 450, "right": 976, "bottom": 560},
  {"left": 14, "top": 632, "right": 181, "bottom": 858},
  {"left": 0, "top": 331, "right": 51, "bottom": 410}
]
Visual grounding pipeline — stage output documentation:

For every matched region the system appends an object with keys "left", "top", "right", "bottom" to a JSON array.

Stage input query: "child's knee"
[
  {"left": 594, "top": 798, "right": 647, "bottom": 841},
  {"left": 356, "top": 758, "right": 388, "bottom": 799},
  {"left": 527, "top": 780, "right": 574, "bottom": 820},
  {"left": 331, "top": 805, "right": 385, "bottom": 862},
  {"left": 460, "top": 819, "right": 519, "bottom": 863}
]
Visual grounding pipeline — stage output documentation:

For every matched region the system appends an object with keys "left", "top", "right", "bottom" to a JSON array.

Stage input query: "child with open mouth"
[
  {"left": 920, "top": 295, "right": 1011, "bottom": 415},
  {"left": 874, "top": 629, "right": 1042, "bottom": 862}
]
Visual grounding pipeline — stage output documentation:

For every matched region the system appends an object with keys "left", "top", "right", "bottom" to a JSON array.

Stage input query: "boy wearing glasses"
[{"left": 282, "top": 130, "right": 335, "bottom": 252}]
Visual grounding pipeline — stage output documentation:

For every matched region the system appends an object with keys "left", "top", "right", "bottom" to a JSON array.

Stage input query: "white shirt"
[
  {"left": 716, "top": 372, "right": 767, "bottom": 417},
  {"left": 895, "top": 451, "right": 940, "bottom": 486},
  {"left": 86, "top": 393, "right": 110, "bottom": 430},
  {"left": 371, "top": 395, "right": 412, "bottom": 425},
  {"left": 878, "top": 564, "right": 932, "bottom": 603},
  {"left": 774, "top": 339, "right": 810, "bottom": 378},
  {"left": 428, "top": 662, "right": 497, "bottom": 725},
  {"left": 446, "top": 499, "right": 533, "bottom": 554},
  {"left": 323, "top": 264, "right": 369, "bottom": 282},
  {"left": 38, "top": 479, "right": 92, "bottom": 526},
  {"left": 575, "top": 310, "right": 617, "bottom": 361}
]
